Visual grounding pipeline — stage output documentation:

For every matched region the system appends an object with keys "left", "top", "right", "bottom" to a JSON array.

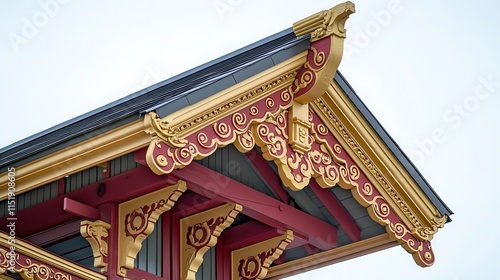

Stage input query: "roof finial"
[{"left": 293, "top": 1, "right": 355, "bottom": 41}]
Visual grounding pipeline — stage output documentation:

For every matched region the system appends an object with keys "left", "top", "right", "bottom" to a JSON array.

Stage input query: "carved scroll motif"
[
  {"left": 231, "top": 230, "right": 293, "bottom": 280},
  {"left": 180, "top": 204, "right": 243, "bottom": 280},
  {"left": 0, "top": 248, "right": 73, "bottom": 280},
  {"left": 118, "top": 180, "right": 187, "bottom": 276},
  {"left": 80, "top": 220, "right": 110, "bottom": 272}
]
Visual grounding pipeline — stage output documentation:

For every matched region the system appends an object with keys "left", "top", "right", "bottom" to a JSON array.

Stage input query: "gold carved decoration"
[
  {"left": 139, "top": 1, "right": 447, "bottom": 267},
  {"left": 118, "top": 180, "right": 187, "bottom": 276},
  {"left": 0, "top": 248, "right": 73, "bottom": 280},
  {"left": 80, "top": 220, "right": 111, "bottom": 272},
  {"left": 180, "top": 204, "right": 243, "bottom": 280},
  {"left": 253, "top": 110, "right": 353, "bottom": 190},
  {"left": 287, "top": 2, "right": 354, "bottom": 153},
  {"left": 231, "top": 229, "right": 293, "bottom": 280},
  {"left": 145, "top": 85, "right": 294, "bottom": 176},
  {"left": 288, "top": 101, "right": 312, "bottom": 155},
  {"left": 293, "top": 1, "right": 355, "bottom": 41},
  {"left": 144, "top": 70, "right": 299, "bottom": 150},
  {"left": 312, "top": 94, "right": 447, "bottom": 241}
]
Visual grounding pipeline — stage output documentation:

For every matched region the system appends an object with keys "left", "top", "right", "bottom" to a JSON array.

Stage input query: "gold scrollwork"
[
  {"left": 0, "top": 248, "right": 73, "bottom": 280},
  {"left": 231, "top": 230, "right": 293, "bottom": 280},
  {"left": 180, "top": 204, "right": 243, "bottom": 280},
  {"left": 80, "top": 220, "right": 111, "bottom": 272},
  {"left": 118, "top": 180, "right": 186, "bottom": 277}
]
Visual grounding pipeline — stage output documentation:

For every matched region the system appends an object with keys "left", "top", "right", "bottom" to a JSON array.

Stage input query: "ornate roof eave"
[
  {"left": 0, "top": 1, "right": 450, "bottom": 270},
  {"left": 143, "top": 2, "right": 448, "bottom": 267},
  {"left": 311, "top": 84, "right": 447, "bottom": 242}
]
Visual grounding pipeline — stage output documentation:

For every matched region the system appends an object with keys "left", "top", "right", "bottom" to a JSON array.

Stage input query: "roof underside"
[{"left": 0, "top": 28, "right": 451, "bottom": 218}]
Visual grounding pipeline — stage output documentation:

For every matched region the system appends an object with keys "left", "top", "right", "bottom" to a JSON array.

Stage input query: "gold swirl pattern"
[
  {"left": 312, "top": 97, "right": 444, "bottom": 242},
  {"left": 349, "top": 164, "right": 360, "bottom": 180},
  {"left": 362, "top": 182, "right": 373, "bottom": 196},
  {"left": 317, "top": 123, "right": 328, "bottom": 136},
  {"left": 372, "top": 197, "right": 390, "bottom": 218},
  {"left": 0, "top": 249, "right": 73, "bottom": 280},
  {"left": 249, "top": 106, "right": 258, "bottom": 116},
  {"left": 145, "top": 81, "right": 438, "bottom": 267},
  {"left": 197, "top": 132, "right": 211, "bottom": 148},
  {"left": 309, "top": 46, "right": 327, "bottom": 70},
  {"left": 280, "top": 88, "right": 291, "bottom": 102},
  {"left": 265, "top": 97, "right": 275, "bottom": 109},
  {"left": 214, "top": 122, "right": 232, "bottom": 139},
  {"left": 232, "top": 112, "right": 247, "bottom": 130},
  {"left": 156, "top": 155, "right": 168, "bottom": 167}
]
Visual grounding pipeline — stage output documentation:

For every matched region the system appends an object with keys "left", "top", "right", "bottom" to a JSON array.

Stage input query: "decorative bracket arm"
[
  {"left": 288, "top": 2, "right": 355, "bottom": 154},
  {"left": 80, "top": 220, "right": 111, "bottom": 273},
  {"left": 180, "top": 204, "right": 243, "bottom": 280},
  {"left": 231, "top": 229, "right": 293, "bottom": 280},
  {"left": 118, "top": 180, "right": 187, "bottom": 277}
]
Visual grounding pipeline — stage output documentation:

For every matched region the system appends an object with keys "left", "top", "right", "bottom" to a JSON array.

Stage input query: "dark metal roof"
[{"left": 0, "top": 27, "right": 452, "bottom": 220}]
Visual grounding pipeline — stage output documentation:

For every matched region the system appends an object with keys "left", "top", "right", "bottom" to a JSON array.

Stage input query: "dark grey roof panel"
[
  {"left": 232, "top": 57, "right": 275, "bottom": 83},
  {"left": 271, "top": 39, "right": 310, "bottom": 65},
  {"left": 186, "top": 75, "right": 237, "bottom": 105},
  {"left": 334, "top": 71, "right": 453, "bottom": 220}
]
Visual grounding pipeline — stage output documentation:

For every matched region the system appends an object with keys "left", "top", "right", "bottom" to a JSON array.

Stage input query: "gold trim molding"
[
  {"left": 267, "top": 233, "right": 397, "bottom": 279},
  {"left": 144, "top": 53, "right": 306, "bottom": 148},
  {"left": 311, "top": 83, "right": 447, "bottom": 241},
  {"left": 118, "top": 180, "right": 186, "bottom": 276},
  {"left": 0, "top": 231, "right": 106, "bottom": 280},
  {"left": 0, "top": 119, "right": 150, "bottom": 200}
]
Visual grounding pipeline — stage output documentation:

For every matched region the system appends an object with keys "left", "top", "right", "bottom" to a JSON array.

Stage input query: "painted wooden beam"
[
  {"left": 0, "top": 166, "right": 175, "bottom": 237},
  {"left": 172, "top": 162, "right": 338, "bottom": 250},
  {"left": 245, "top": 148, "right": 290, "bottom": 204},
  {"left": 222, "top": 221, "right": 281, "bottom": 251},
  {"left": 63, "top": 197, "right": 100, "bottom": 220},
  {"left": 309, "top": 180, "right": 361, "bottom": 242},
  {"left": 24, "top": 220, "right": 81, "bottom": 247}
]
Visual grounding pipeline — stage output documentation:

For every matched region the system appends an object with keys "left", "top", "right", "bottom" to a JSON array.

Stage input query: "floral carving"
[
  {"left": 146, "top": 86, "right": 294, "bottom": 175},
  {"left": 254, "top": 110, "right": 353, "bottom": 190},
  {"left": 312, "top": 96, "right": 447, "bottom": 241},
  {"left": 181, "top": 204, "right": 242, "bottom": 280},
  {"left": 0, "top": 248, "right": 73, "bottom": 280},
  {"left": 118, "top": 180, "right": 186, "bottom": 277},
  {"left": 308, "top": 106, "right": 438, "bottom": 266},
  {"left": 293, "top": 1, "right": 356, "bottom": 41},
  {"left": 80, "top": 220, "right": 110, "bottom": 272},
  {"left": 232, "top": 230, "right": 293, "bottom": 280},
  {"left": 145, "top": 71, "right": 298, "bottom": 148}
]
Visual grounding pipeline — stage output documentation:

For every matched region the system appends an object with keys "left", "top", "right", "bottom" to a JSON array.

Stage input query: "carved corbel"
[
  {"left": 80, "top": 220, "right": 111, "bottom": 272},
  {"left": 288, "top": 2, "right": 355, "bottom": 154},
  {"left": 118, "top": 180, "right": 187, "bottom": 276},
  {"left": 231, "top": 229, "right": 293, "bottom": 280},
  {"left": 180, "top": 204, "right": 243, "bottom": 280}
]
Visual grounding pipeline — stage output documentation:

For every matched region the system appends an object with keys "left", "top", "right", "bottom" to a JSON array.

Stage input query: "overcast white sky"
[{"left": 1, "top": 0, "right": 499, "bottom": 279}]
